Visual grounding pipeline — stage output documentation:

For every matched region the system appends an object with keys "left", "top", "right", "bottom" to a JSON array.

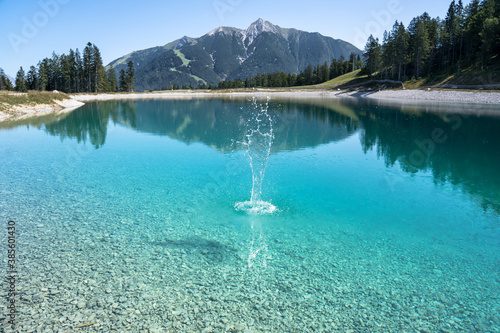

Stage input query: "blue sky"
[{"left": 0, "top": 0, "right": 454, "bottom": 76}]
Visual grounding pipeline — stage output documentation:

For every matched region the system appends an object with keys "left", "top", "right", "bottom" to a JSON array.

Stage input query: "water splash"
[{"left": 235, "top": 97, "right": 278, "bottom": 214}]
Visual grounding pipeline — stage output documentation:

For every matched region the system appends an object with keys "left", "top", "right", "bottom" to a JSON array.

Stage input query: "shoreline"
[
  {"left": 0, "top": 98, "right": 84, "bottom": 123},
  {"left": 70, "top": 89, "right": 500, "bottom": 104},
  {"left": 1, "top": 89, "right": 499, "bottom": 122}
]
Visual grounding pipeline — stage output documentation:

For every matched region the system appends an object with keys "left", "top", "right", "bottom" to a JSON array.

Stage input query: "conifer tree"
[
  {"left": 60, "top": 53, "right": 73, "bottom": 92},
  {"left": 481, "top": 16, "right": 500, "bottom": 67},
  {"left": 318, "top": 61, "right": 329, "bottom": 82},
  {"left": 303, "top": 64, "right": 313, "bottom": 85},
  {"left": 15, "top": 67, "right": 27, "bottom": 92},
  {"left": 83, "top": 42, "right": 93, "bottom": 92},
  {"left": 0, "top": 68, "right": 13, "bottom": 91},
  {"left": 26, "top": 65, "right": 38, "bottom": 90},
  {"left": 37, "top": 59, "right": 50, "bottom": 91},
  {"left": 119, "top": 69, "right": 127, "bottom": 92},
  {"left": 0, "top": 68, "right": 5, "bottom": 91},
  {"left": 382, "top": 30, "right": 394, "bottom": 79},
  {"left": 463, "top": 0, "right": 481, "bottom": 61},
  {"left": 125, "top": 61, "right": 135, "bottom": 92},
  {"left": 408, "top": 15, "right": 430, "bottom": 78},
  {"left": 107, "top": 67, "right": 118, "bottom": 92},
  {"left": 363, "top": 35, "right": 382, "bottom": 78},
  {"left": 49, "top": 52, "right": 61, "bottom": 91},
  {"left": 445, "top": 1, "right": 459, "bottom": 65},
  {"left": 394, "top": 22, "right": 409, "bottom": 80},
  {"left": 66, "top": 49, "right": 77, "bottom": 92},
  {"left": 4, "top": 77, "right": 13, "bottom": 91},
  {"left": 479, "top": 0, "right": 500, "bottom": 67},
  {"left": 74, "top": 49, "right": 83, "bottom": 93},
  {"left": 92, "top": 44, "right": 109, "bottom": 92}
]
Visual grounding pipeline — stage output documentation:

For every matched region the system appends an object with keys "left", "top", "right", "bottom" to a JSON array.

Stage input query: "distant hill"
[{"left": 107, "top": 19, "right": 361, "bottom": 91}]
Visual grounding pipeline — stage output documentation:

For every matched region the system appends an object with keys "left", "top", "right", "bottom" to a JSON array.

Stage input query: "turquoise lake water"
[{"left": 1, "top": 97, "right": 499, "bottom": 332}]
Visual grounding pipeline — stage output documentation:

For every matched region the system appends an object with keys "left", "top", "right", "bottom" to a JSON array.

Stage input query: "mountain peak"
[
  {"left": 207, "top": 26, "right": 241, "bottom": 37},
  {"left": 245, "top": 18, "right": 283, "bottom": 44},
  {"left": 206, "top": 19, "right": 284, "bottom": 45},
  {"left": 249, "top": 18, "right": 275, "bottom": 31}
]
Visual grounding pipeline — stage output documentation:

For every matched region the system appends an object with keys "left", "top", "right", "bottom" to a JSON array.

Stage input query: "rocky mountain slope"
[{"left": 107, "top": 19, "right": 361, "bottom": 91}]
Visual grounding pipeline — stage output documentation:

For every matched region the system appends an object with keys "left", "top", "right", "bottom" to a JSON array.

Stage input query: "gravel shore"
[
  {"left": 336, "top": 89, "right": 500, "bottom": 104},
  {"left": 70, "top": 89, "right": 500, "bottom": 104}
]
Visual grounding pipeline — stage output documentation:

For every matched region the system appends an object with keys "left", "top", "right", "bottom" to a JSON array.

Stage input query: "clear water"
[{"left": 1, "top": 97, "right": 499, "bottom": 332}]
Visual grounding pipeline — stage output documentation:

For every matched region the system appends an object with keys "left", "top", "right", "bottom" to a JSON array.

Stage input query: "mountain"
[{"left": 107, "top": 19, "right": 362, "bottom": 91}]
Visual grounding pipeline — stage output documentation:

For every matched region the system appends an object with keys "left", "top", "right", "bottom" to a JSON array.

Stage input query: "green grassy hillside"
[{"left": 294, "top": 63, "right": 500, "bottom": 91}]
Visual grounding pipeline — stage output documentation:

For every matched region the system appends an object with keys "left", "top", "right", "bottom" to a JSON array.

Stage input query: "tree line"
[
  {"left": 363, "top": 0, "right": 500, "bottom": 80},
  {"left": 215, "top": 53, "right": 363, "bottom": 89},
  {"left": 5, "top": 43, "right": 135, "bottom": 93}
]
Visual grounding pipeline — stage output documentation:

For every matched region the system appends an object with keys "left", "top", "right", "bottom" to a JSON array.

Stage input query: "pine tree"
[
  {"left": 393, "top": 21, "right": 409, "bottom": 81},
  {"left": 15, "top": 67, "right": 27, "bottom": 92},
  {"left": 83, "top": 42, "right": 93, "bottom": 92},
  {"left": 409, "top": 15, "right": 430, "bottom": 78},
  {"left": 119, "top": 69, "right": 127, "bottom": 92},
  {"left": 479, "top": 0, "right": 500, "bottom": 67},
  {"left": 92, "top": 44, "right": 109, "bottom": 92},
  {"left": 0, "top": 68, "right": 13, "bottom": 91},
  {"left": 329, "top": 59, "right": 338, "bottom": 79},
  {"left": 464, "top": 0, "right": 481, "bottom": 61},
  {"left": 318, "top": 61, "right": 329, "bottom": 82},
  {"left": 125, "top": 61, "right": 135, "bottom": 92},
  {"left": 456, "top": 0, "right": 465, "bottom": 69},
  {"left": 107, "top": 67, "right": 118, "bottom": 92},
  {"left": 445, "top": 1, "right": 458, "bottom": 65},
  {"left": 425, "top": 17, "right": 440, "bottom": 76},
  {"left": 74, "top": 49, "right": 83, "bottom": 93},
  {"left": 382, "top": 30, "right": 395, "bottom": 79},
  {"left": 480, "top": 17, "right": 500, "bottom": 67},
  {"left": 0, "top": 68, "right": 5, "bottom": 91},
  {"left": 26, "top": 65, "right": 38, "bottom": 90},
  {"left": 67, "top": 49, "right": 77, "bottom": 92},
  {"left": 37, "top": 59, "right": 49, "bottom": 91},
  {"left": 1, "top": 73, "right": 13, "bottom": 91},
  {"left": 60, "top": 53, "right": 73, "bottom": 92},
  {"left": 50, "top": 52, "right": 61, "bottom": 91},
  {"left": 303, "top": 64, "right": 313, "bottom": 85},
  {"left": 363, "top": 35, "right": 382, "bottom": 78}
]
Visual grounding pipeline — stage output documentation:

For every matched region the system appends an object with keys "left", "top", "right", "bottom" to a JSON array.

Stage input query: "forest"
[
  {"left": 363, "top": 0, "right": 500, "bottom": 80},
  {"left": 214, "top": 54, "right": 364, "bottom": 89},
  {"left": 0, "top": 43, "right": 134, "bottom": 93}
]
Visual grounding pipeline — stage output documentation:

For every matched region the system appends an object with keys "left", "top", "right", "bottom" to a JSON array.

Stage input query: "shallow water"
[{"left": 1, "top": 97, "right": 499, "bottom": 332}]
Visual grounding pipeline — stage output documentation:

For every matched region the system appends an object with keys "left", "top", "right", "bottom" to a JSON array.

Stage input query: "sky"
[{"left": 0, "top": 0, "right": 455, "bottom": 77}]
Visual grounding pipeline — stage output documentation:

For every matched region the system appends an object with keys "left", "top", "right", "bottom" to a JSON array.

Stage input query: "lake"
[{"left": 1, "top": 96, "right": 499, "bottom": 332}]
